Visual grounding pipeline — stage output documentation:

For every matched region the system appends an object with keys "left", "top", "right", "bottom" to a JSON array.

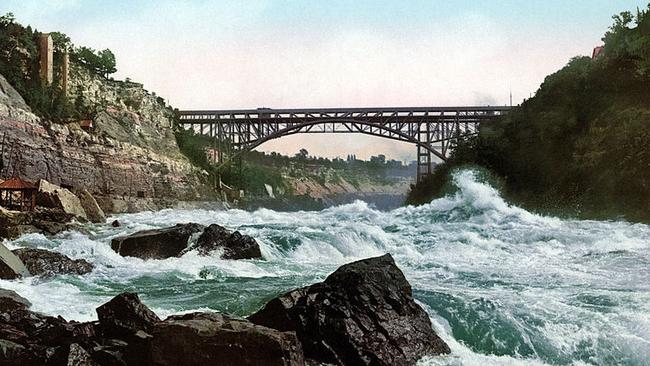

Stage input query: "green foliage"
[
  {"left": 175, "top": 129, "right": 213, "bottom": 171},
  {"left": 603, "top": 6, "right": 650, "bottom": 78},
  {"left": 407, "top": 5, "right": 650, "bottom": 221},
  {"left": 73, "top": 46, "right": 116, "bottom": 78},
  {"left": 405, "top": 164, "right": 451, "bottom": 205},
  {"left": 0, "top": 13, "right": 119, "bottom": 121},
  {"left": 50, "top": 32, "right": 72, "bottom": 52},
  {"left": 0, "top": 13, "right": 76, "bottom": 121}
]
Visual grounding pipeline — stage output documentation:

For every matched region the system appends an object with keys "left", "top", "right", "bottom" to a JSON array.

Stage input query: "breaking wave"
[{"left": 1, "top": 169, "right": 649, "bottom": 365}]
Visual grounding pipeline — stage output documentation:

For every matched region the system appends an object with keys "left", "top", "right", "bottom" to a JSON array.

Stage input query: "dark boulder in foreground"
[
  {"left": 249, "top": 254, "right": 450, "bottom": 366},
  {"left": 111, "top": 223, "right": 205, "bottom": 259},
  {"left": 0, "top": 256, "right": 447, "bottom": 365},
  {"left": 150, "top": 312, "right": 304, "bottom": 366},
  {"left": 0, "top": 289, "right": 31, "bottom": 308},
  {"left": 96, "top": 292, "right": 161, "bottom": 339},
  {"left": 195, "top": 224, "right": 262, "bottom": 260},
  {"left": 0, "top": 288, "right": 306, "bottom": 365},
  {"left": 12, "top": 248, "right": 93, "bottom": 277},
  {"left": 111, "top": 222, "right": 262, "bottom": 261},
  {"left": 0, "top": 289, "right": 98, "bottom": 365}
]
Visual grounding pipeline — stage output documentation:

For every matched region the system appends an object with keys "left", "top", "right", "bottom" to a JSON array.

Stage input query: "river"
[{"left": 1, "top": 170, "right": 649, "bottom": 365}]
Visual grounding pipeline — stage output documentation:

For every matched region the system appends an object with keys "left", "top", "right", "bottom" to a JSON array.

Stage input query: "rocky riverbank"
[{"left": 0, "top": 254, "right": 449, "bottom": 365}]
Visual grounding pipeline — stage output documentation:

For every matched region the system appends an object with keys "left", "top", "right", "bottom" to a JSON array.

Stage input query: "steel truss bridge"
[{"left": 177, "top": 106, "right": 511, "bottom": 182}]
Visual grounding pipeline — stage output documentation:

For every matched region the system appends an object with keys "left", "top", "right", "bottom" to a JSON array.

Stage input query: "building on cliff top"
[
  {"left": 0, "top": 177, "right": 37, "bottom": 211},
  {"left": 592, "top": 46, "right": 604, "bottom": 59}
]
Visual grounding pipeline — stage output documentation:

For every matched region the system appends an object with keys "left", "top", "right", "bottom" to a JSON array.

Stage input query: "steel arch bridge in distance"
[{"left": 176, "top": 106, "right": 511, "bottom": 182}]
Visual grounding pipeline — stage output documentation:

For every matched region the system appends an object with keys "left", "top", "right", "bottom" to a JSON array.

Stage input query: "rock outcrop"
[
  {"left": 111, "top": 223, "right": 205, "bottom": 259},
  {"left": 0, "top": 206, "right": 75, "bottom": 240},
  {"left": 0, "top": 255, "right": 449, "bottom": 365},
  {"left": 77, "top": 188, "right": 106, "bottom": 223},
  {"left": 0, "top": 243, "right": 30, "bottom": 279},
  {"left": 111, "top": 223, "right": 263, "bottom": 261},
  {"left": 249, "top": 254, "right": 450, "bottom": 366},
  {"left": 195, "top": 224, "right": 262, "bottom": 259},
  {"left": 0, "top": 289, "right": 96, "bottom": 365},
  {"left": 37, "top": 179, "right": 88, "bottom": 220},
  {"left": 0, "top": 289, "right": 31, "bottom": 308},
  {"left": 150, "top": 312, "right": 304, "bottom": 366},
  {"left": 0, "top": 66, "right": 206, "bottom": 214},
  {"left": 12, "top": 248, "right": 93, "bottom": 277},
  {"left": 0, "top": 290, "right": 305, "bottom": 365},
  {"left": 96, "top": 292, "right": 161, "bottom": 339}
]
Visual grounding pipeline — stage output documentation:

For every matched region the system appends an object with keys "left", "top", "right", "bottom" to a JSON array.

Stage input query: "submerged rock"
[
  {"left": 110, "top": 223, "right": 204, "bottom": 259},
  {"left": 111, "top": 220, "right": 121, "bottom": 227},
  {"left": 150, "top": 312, "right": 304, "bottom": 366},
  {"left": 195, "top": 224, "right": 262, "bottom": 260},
  {"left": 249, "top": 253, "right": 450, "bottom": 366},
  {"left": 111, "top": 223, "right": 262, "bottom": 261},
  {"left": 12, "top": 248, "right": 93, "bottom": 277}
]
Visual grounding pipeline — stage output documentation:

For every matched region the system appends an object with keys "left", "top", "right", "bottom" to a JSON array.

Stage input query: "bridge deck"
[
  {"left": 178, "top": 106, "right": 509, "bottom": 120},
  {"left": 175, "top": 106, "right": 511, "bottom": 182}
]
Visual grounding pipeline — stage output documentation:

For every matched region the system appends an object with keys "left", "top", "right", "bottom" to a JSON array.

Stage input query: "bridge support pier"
[{"left": 416, "top": 123, "right": 432, "bottom": 183}]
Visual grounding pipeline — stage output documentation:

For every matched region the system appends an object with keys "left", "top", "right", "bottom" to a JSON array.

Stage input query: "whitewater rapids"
[{"left": 1, "top": 170, "right": 649, "bottom": 365}]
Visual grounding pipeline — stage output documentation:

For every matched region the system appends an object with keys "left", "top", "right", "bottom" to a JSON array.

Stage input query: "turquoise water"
[{"left": 1, "top": 170, "right": 649, "bottom": 365}]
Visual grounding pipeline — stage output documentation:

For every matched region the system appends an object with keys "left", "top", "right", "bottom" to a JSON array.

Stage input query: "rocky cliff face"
[
  {"left": 0, "top": 66, "right": 206, "bottom": 212},
  {"left": 289, "top": 175, "right": 411, "bottom": 200}
]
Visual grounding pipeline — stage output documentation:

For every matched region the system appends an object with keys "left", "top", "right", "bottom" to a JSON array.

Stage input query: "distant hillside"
[
  {"left": 407, "top": 6, "right": 650, "bottom": 221},
  {"left": 174, "top": 129, "right": 415, "bottom": 207}
]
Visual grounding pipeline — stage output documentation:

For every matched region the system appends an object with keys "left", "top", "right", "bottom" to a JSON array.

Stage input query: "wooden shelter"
[
  {"left": 80, "top": 120, "right": 94, "bottom": 131},
  {"left": 0, "top": 177, "right": 38, "bottom": 211}
]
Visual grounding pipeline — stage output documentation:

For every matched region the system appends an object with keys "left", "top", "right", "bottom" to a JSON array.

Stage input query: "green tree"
[
  {"left": 0, "top": 12, "right": 15, "bottom": 26},
  {"left": 98, "top": 49, "right": 116, "bottom": 77},
  {"left": 50, "top": 31, "right": 72, "bottom": 52},
  {"left": 73, "top": 46, "right": 117, "bottom": 78}
]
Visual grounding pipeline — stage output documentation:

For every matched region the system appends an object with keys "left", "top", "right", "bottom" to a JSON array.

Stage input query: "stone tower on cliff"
[{"left": 38, "top": 33, "right": 53, "bottom": 85}]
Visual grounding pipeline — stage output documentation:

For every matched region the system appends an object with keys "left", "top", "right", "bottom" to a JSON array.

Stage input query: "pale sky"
[{"left": 2, "top": 1, "right": 646, "bottom": 162}]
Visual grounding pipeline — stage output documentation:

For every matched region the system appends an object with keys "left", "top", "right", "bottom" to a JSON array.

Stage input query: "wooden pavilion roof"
[{"left": 0, "top": 177, "right": 38, "bottom": 190}]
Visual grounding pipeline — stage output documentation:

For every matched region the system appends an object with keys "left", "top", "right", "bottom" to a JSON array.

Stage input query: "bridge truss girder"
[{"left": 177, "top": 107, "right": 509, "bottom": 182}]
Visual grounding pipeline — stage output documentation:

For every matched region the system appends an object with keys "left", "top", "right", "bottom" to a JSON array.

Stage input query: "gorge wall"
[{"left": 0, "top": 64, "right": 208, "bottom": 213}]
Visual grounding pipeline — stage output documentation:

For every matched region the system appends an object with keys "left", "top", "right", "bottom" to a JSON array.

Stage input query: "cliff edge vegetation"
[{"left": 407, "top": 6, "right": 650, "bottom": 221}]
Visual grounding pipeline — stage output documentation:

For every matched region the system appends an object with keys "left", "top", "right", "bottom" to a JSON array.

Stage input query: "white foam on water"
[{"left": 2, "top": 168, "right": 649, "bottom": 365}]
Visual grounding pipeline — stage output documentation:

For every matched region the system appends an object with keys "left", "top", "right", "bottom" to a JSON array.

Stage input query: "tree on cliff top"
[
  {"left": 602, "top": 6, "right": 650, "bottom": 78},
  {"left": 73, "top": 46, "right": 116, "bottom": 78}
]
